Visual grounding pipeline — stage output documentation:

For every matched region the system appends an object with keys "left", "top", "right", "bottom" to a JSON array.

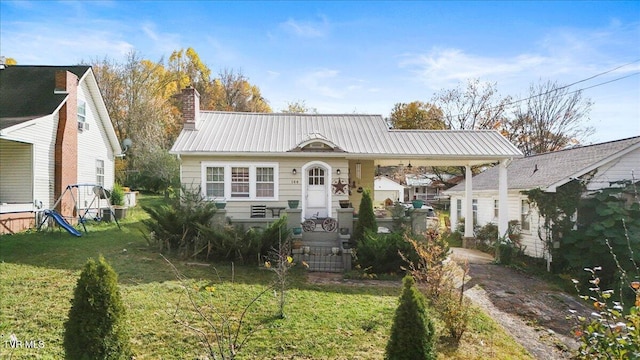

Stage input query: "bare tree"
[
  {"left": 504, "top": 80, "right": 593, "bottom": 156},
  {"left": 433, "top": 78, "right": 512, "bottom": 130}
]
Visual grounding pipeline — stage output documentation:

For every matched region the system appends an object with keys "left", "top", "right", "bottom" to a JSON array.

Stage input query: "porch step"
[{"left": 293, "top": 246, "right": 345, "bottom": 273}]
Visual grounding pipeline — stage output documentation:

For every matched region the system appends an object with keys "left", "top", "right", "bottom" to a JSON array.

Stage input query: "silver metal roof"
[{"left": 170, "top": 112, "right": 523, "bottom": 163}]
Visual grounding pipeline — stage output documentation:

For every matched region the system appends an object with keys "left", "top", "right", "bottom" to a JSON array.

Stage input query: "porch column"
[
  {"left": 464, "top": 165, "right": 474, "bottom": 239},
  {"left": 498, "top": 159, "right": 509, "bottom": 238}
]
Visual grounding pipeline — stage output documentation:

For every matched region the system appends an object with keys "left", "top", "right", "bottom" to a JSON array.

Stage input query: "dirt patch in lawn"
[{"left": 462, "top": 261, "right": 588, "bottom": 359}]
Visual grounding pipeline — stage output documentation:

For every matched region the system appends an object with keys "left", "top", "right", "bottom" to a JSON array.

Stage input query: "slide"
[{"left": 44, "top": 209, "right": 82, "bottom": 237}]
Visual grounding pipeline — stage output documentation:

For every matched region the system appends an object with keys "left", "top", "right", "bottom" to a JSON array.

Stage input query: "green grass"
[{"left": 0, "top": 195, "right": 533, "bottom": 359}]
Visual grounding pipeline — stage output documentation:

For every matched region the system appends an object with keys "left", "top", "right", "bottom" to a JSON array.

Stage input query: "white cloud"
[{"left": 279, "top": 15, "right": 329, "bottom": 38}]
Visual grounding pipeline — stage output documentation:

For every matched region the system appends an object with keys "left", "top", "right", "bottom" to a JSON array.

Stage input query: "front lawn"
[{"left": 0, "top": 196, "right": 532, "bottom": 359}]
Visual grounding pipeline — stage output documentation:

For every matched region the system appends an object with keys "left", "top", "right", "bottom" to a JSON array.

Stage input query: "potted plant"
[
  {"left": 412, "top": 199, "right": 424, "bottom": 209},
  {"left": 339, "top": 200, "right": 351, "bottom": 208},
  {"left": 214, "top": 198, "right": 227, "bottom": 209},
  {"left": 288, "top": 200, "right": 299, "bottom": 209},
  {"left": 110, "top": 183, "right": 127, "bottom": 220}
]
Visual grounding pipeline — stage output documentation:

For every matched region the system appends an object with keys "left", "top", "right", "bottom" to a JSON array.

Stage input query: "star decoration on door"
[{"left": 332, "top": 178, "right": 348, "bottom": 195}]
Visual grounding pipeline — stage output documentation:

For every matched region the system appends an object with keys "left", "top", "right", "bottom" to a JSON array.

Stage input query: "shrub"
[
  {"left": 568, "top": 264, "right": 640, "bottom": 359},
  {"left": 353, "top": 189, "right": 377, "bottom": 245},
  {"left": 143, "top": 186, "right": 217, "bottom": 258},
  {"left": 475, "top": 222, "right": 498, "bottom": 249},
  {"left": 401, "top": 229, "right": 450, "bottom": 299},
  {"left": 356, "top": 231, "right": 416, "bottom": 274},
  {"left": 64, "top": 256, "right": 131, "bottom": 359},
  {"left": 110, "top": 183, "right": 125, "bottom": 206},
  {"left": 385, "top": 275, "right": 436, "bottom": 360}
]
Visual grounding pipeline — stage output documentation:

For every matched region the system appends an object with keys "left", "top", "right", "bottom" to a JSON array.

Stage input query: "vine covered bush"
[{"left": 64, "top": 256, "right": 131, "bottom": 359}]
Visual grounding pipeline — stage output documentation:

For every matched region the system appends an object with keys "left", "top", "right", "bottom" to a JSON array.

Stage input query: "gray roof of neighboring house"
[
  {"left": 170, "top": 111, "right": 523, "bottom": 161},
  {"left": 446, "top": 136, "right": 640, "bottom": 193},
  {"left": 0, "top": 65, "right": 91, "bottom": 129}
]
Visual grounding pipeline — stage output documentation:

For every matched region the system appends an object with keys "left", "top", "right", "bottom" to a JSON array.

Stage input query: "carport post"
[
  {"left": 498, "top": 159, "right": 509, "bottom": 238},
  {"left": 464, "top": 165, "right": 474, "bottom": 241}
]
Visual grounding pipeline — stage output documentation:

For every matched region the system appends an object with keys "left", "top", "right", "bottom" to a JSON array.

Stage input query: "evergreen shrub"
[
  {"left": 385, "top": 275, "right": 436, "bottom": 360},
  {"left": 64, "top": 256, "right": 131, "bottom": 359}
]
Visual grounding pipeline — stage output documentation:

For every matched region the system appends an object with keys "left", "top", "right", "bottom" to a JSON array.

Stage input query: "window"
[
  {"left": 456, "top": 199, "right": 462, "bottom": 220},
  {"left": 205, "top": 167, "right": 224, "bottom": 198},
  {"left": 202, "top": 162, "right": 278, "bottom": 200},
  {"left": 521, "top": 199, "right": 531, "bottom": 231},
  {"left": 78, "top": 100, "right": 86, "bottom": 123},
  {"left": 96, "top": 160, "right": 104, "bottom": 187},
  {"left": 494, "top": 199, "right": 499, "bottom": 218},
  {"left": 256, "top": 167, "right": 274, "bottom": 197},
  {"left": 308, "top": 167, "right": 325, "bottom": 185},
  {"left": 231, "top": 167, "right": 250, "bottom": 198},
  {"left": 472, "top": 199, "right": 478, "bottom": 225}
]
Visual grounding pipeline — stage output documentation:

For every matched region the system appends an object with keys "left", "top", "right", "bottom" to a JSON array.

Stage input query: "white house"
[
  {"left": 445, "top": 136, "right": 640, "bottom": 259},
  {"left": 170, "top": 88, "right": 522, "bottom": 245},
  {"left": 374, "top": 176, "right": 406, "bottom": 206},
  {"left": 0, "top": 65, "right": 122, "bottom": 234}
]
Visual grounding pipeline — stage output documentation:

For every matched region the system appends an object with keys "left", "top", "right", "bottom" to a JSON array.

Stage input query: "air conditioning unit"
[{"left": 77, "top": 121, "right": 89, "bottom": 132}]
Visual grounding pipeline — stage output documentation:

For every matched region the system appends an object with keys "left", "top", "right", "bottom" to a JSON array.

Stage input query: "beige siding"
[{"left": 180, "top": 155, "right": 350, "bottom": 219}]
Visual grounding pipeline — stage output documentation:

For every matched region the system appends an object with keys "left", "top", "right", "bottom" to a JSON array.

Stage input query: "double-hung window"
[
  {"left": 205, "top": 167, "right": 225, "bottom": 198},
  {"left": 521, "top": 199, "right": 531, "bottom": 231},
  {"left": 78, "top": 100, "right": 86, "bottom": 123},
  {"left": 202, "top": 162, "right": 278, "bottom": 201},
  {"left": 96, "top": 160, "right": 104, "bottom": 187}
]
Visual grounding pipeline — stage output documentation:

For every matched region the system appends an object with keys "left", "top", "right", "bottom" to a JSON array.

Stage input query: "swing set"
[{"left": 38, "top": 183, "right": 121, "bottom": 236}]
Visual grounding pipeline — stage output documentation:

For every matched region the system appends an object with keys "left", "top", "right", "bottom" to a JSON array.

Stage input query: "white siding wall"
[
  {"left": 449, "top": 190, "right": 547, "bottom": 259},
  {"left": 180, "top": 155, "right": 349, "bottom": 219},
  {"left": 76, "top": 81, "right": 116, "bottom": 209},
  {"left": 587, "top": 147, "right": 640, "bottom": 191},
  {"left": 0, "top": 114, "right": 58, "bottom": 210},
  {"left": 0, "top": 140, "right": 33, "bottom": 204}
]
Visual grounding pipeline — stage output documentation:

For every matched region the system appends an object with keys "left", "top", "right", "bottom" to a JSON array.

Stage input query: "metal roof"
[
  {"left": 170, "top": 112, "right": 523, "bottom": 163},
  {"left": 445, "top": 136, "right": 640, "bottom": 192}
]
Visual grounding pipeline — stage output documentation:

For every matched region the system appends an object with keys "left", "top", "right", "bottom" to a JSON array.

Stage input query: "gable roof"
[
  {"left": 170, "top": 111, "right": 523, "bottom": 164},
  {"left": 445, "top": 136, "right": 640, "bottom": 193},
  {"left": 0, "top": 65, "right": 91, "bottom": 129},
  {"left": 0, "top": 65, "right": 122, "bottom": 154}
]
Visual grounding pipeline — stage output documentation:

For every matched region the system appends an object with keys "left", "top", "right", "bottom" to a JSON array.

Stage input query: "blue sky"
[{"left": 1, "top": 1, "right": 639, "bottom": 143}]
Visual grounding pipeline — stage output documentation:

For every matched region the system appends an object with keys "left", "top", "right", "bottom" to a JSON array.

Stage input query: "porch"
[{"left": 210, "top": 206, "right": 437, "bottom": 272}]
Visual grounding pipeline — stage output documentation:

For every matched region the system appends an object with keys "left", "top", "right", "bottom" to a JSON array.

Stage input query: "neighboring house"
[
  {"left": 405, "top": 173, "right": 459, "bottom": 203},
  {"left": 445, "top": 136, "right": 640, "bottom": 259},
  {"left": 373, "top": 176, "right": 406, "bottom": 206},
  {"left": 170, "top": 87, "right": 522, "bottom": 253},
  {"left": 0, "top": 65, "right": 122, "bottom": 234}
]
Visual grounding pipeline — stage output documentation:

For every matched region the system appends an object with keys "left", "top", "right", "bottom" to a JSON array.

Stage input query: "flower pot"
[
  {"left": 292, "top": 227, "right": 303, "bottom": 235},
  {"left": 215, "top": 202, "right": 227, "bottom": 209},
  {"left": 412, "top": 199, "right": 424, "bottom": 209},
  {"left": 288, "top": 200, "right": 299, "bottom": 209},
  {"left": 339, "top": 200, "right": 350, "bottom": 208}
]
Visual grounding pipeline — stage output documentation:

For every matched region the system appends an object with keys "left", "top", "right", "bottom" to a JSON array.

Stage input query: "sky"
[{"left": 1, "top": 1, "right": 639, "bottom": 143}]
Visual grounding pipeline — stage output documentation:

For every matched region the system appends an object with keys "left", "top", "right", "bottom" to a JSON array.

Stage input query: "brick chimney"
[
  {"left": 182, "top": 86, "right": 200, "bottom": 130},
  {"left": 54, "top": 70, "right": 79, "bottom": 219}
]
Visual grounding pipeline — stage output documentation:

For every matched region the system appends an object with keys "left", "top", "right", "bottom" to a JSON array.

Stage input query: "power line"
[{"left": 440, "top": 59, "right": 640, "bottom": 121}]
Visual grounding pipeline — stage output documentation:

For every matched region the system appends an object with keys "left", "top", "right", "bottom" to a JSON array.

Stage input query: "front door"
[{"left": 305, "top": 166, "right": 328, "bottom": 218}]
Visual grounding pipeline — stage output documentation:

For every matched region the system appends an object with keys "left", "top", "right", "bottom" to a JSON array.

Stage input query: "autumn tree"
[
  {"left": 281, "top": 100, "right": 318, "bottom": 114},
  {"left": 211, "top": 69, "right": 271, "bottom": 112},
  {"left": 389, "top": 101, "right": 445, "bottom": 130},
  {"left": 1, "top": 56, "right": 17, "bottom": 65},
  {"left": 502, "top": 80, "right": 593, "bottom": 156}
]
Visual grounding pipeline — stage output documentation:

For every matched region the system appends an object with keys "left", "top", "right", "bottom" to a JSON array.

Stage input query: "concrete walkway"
[{"left": 450, "top": 246, "right": 494, "bottom": 264}]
